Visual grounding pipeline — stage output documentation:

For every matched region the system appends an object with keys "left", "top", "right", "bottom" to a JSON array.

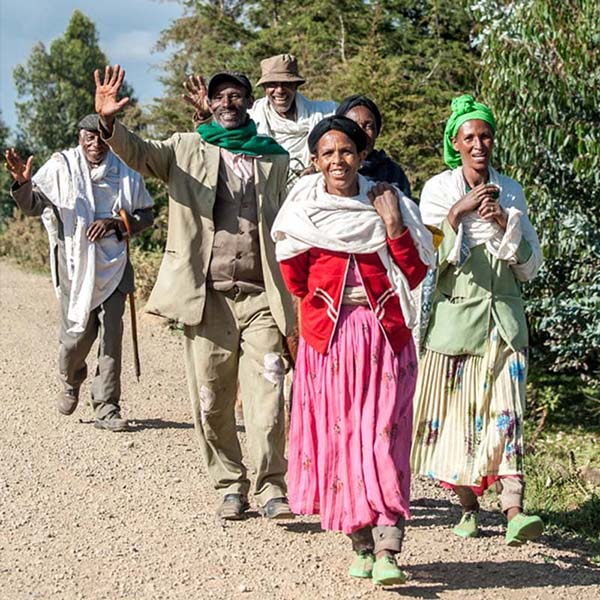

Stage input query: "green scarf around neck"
[{"left": 197, "top": 119, "right": 288, "bottom": 156}]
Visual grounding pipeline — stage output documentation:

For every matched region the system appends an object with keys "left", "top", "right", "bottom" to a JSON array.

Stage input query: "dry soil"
[{"left": 1, "top": 261, "right": 598, "bottom": 599}]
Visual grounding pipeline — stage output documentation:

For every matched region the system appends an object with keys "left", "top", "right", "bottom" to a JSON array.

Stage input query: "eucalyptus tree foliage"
[
  {"left": 150, "top": 0, "right": 477, "bottom": 188},
  {"left": 13, "top": 10, "right": 136, "bottom": 160},
  {"left": 0, "top": 113, "right": 14, "bottom": 222},
  {"left": 328, "top": 0, "right": 478, "bottom": 191},
  {"left": 473, "top": 0, "right": 600, "bottom": 384},
  {"left": 152, "top": 0, "right": 253, "bottom": 135}
]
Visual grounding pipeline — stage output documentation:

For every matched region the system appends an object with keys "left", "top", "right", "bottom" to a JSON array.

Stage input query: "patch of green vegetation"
[{"left": 524, "top": 380, "right": 600, "bottom": 559}]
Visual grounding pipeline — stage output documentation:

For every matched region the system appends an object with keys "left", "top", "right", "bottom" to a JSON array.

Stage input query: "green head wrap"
[{"left": 443, "top": 94, "right": 496, "bottom": 169}]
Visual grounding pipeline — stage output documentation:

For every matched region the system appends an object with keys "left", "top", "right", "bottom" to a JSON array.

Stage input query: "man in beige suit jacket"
[{"left": 95, "top": 65, "right": 295, "bottom": 521}]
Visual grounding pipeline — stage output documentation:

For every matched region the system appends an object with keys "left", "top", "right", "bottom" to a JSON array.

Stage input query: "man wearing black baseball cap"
[
  {"left": 183, "top": 56, "right": 337, "bottom": 181},
  {"left": 95, "top": 64, "right": 296, "bottom": 521}
]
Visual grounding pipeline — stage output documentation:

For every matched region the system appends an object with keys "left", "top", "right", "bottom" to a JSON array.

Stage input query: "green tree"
[
  {"left": 329, "top": 0, "right": 479, "bottom": 191},
  {"left": 475, "top": 0, "right": 600, "bottom": 385},
  {"left": 13, "top": 10, "right": 136, "bottom": 159},
  {"left": 151, "top": 0, "right": 478, "bottom": 193},
  {"left": 0, "top": 113, "right": 14, "bottom": 223},
  {"left": 150, "top": 0, "right": 253, "bottom": 135}
]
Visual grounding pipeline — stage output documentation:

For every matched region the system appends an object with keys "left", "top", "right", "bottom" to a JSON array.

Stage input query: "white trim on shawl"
[
  {"left": 250, "top": 93, "right": 337, "bottom": 172},
  {"left": 271, "top": 173, "right": 435, "bottom": 329},
  {"left": 419, "top": 166, "right": 542, "bottom": 281},
  {"left": 33, "top": 147, "right": 153, "bottom": 333}
]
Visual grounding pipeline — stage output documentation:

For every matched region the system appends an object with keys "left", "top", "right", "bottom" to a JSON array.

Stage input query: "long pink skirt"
[{"left": 288, "top": 305, "right": 417, "bottom": 534}]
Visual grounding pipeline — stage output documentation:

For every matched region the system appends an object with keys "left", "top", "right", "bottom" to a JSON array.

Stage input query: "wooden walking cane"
[{"left": 118, "top": 209, "right": 141, "bottom": 381}]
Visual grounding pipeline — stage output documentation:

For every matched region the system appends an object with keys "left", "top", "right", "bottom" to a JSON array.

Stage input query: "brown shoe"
[
  {"left": 217, "top": 494, "right": 250, "bottom": 520},
  {"left": 259, "top": 497, "right": 295, "bottom": 520},
  {"left": 56, "top": 389, "right": 79, "bottom": 416},
  {"left": 94, "top": 410, "right": 129, "bottom": 432}
]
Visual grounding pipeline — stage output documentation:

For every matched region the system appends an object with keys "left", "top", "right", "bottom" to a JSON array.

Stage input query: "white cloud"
[
  {"left": 1, "top": 0, "right": 181, "bottom": 130},
  {"left": 107, "top": 30, "right": 157, "bottom": 62}
]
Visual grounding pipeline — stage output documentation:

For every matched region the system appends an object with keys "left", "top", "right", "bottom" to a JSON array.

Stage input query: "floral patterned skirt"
[
  {"left": 288, "top": 305, "right": 417, "bottom": 534},
  {"left": 411, "top": 326, "right": 527, "bottom": 490}
]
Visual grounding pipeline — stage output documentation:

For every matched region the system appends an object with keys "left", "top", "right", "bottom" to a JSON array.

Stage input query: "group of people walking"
[{"left": 5, "top": 52, "right": 544, "bottom": 586}]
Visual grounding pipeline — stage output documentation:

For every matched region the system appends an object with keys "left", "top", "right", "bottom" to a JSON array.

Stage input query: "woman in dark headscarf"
[
  {"left": 272, "top": 116, "right": 435, "bottom": 585},
  {"left": 336, "top": 95, "right": 411, "bottom": 197},
  {"left": 411, "top": 95, "right": 544, "bottom": 546}
]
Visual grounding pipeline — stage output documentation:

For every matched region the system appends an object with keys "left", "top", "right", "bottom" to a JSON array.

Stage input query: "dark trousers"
[{"left": 59, "top": 287, "right": 125, "bottom": 419}]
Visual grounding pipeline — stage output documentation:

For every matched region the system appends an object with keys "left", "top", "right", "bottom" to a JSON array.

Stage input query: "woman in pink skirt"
[{"left": 271, "top": 116, "right": 435, "bottom": 585}]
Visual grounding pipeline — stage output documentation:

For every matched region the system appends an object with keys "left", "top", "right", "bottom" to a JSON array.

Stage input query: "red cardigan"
[{"left": 279, "top": 229, "right": 428, "bottom": 354}]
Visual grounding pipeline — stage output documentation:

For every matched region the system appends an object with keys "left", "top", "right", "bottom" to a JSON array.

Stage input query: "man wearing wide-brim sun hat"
[
  {"left": 181, "top": 54, "right": 337, "bottom": 181},
  {"left": 250, "top": 53, "right": 337, "bottom": 176}
]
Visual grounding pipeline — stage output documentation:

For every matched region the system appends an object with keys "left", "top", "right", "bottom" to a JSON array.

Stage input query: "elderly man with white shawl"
[
  {"left": 6, "top": 114, "right": 153, "bottom": 432},
  {"left": 410, "top": 95, "right": 544, "bottom": 546}
]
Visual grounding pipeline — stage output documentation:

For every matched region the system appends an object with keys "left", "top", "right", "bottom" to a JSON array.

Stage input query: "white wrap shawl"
[
  {"left": 271, "top": 173, "right": 436, "bottom": 329},
  {"left": 33, "top": 147, "right": 152, "bottom": 332},
  {"left": 250, "top": 93, "right": 337, "bottom": 172},
  {"left": 419, "top": 166, "right": 542, "bottom": 281}
]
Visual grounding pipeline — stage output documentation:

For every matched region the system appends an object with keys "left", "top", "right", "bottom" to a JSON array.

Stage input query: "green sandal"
[
  {"left": 452, "top": 510, "right": 479, "bottom": 538},
  {"left": 505, "top": 513, "right": 544, "bottom": 546},
  {"left": 348, "top": 550, "right": 375, "bottom": 579},
  {"left": 372, "top": 556, "right": 407, "bottom": 586}
]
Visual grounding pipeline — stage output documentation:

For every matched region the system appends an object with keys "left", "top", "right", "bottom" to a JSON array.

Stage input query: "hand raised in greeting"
[
  {"left": 94, "top": 64, "right": 130, "bottom": 132},
  {"left": 5, "top": 148, "right": 34, "bottom": 185}
]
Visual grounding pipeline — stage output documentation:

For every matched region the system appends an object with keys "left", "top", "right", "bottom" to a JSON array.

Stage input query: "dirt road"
[{"left": 1, "top": 261, "right": 598, "bottom": 599}]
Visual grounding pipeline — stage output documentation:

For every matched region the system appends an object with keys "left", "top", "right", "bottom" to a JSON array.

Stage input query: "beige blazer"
[{"left": 105, "top": 121, "right": 295, "bottom": 335}]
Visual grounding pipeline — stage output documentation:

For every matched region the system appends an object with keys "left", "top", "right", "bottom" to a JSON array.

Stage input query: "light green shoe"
[
  {"left": 505, "top": 513, "right": 544, "bottom": 547},
  {"left": 348, "top": 550, "right": 375, "bottom": 579},
  {"left": 372, "top": 556, "right": 407, "bottom": 586},
  {"left": 452, "top": 510, "right": 479, "bottom": 538}
]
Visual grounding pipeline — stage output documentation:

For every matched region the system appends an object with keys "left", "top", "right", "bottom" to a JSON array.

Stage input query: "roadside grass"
[
  {"left": 525, "top": 378, "right": 600, "bottom": 562},
  {"left": 0, "top": 213, "right": 49, "bottom": 274}
]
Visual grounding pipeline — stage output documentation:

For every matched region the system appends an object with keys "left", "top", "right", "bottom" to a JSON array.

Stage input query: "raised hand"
[
  {"left": 182, "top": 74, "right": 211, "bottom": 121},
  {"left": 94, "top": 65, "right": 130, "bottom": 125},
  {"left": 5, "top": 148, "right": 34, "bottom": 185},
  {"left": 368, "top": 182, "right": 405, "bottom": 239}
]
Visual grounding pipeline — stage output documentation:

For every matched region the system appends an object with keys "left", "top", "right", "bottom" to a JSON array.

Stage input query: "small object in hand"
[{"left": 486, "top": 184, "right": 500, "bottom": 200}]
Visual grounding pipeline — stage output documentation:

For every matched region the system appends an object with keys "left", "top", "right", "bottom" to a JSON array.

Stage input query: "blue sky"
[{"left": 0, "top": 0, "right": 182, "bottom": 135}]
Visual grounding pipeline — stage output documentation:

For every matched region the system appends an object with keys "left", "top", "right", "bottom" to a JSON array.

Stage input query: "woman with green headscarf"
[{"left": 411, "top": 95, "right": 544, "bottom": 546}]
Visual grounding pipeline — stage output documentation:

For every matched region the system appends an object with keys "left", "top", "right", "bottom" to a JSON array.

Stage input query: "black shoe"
[
  {"left": 259, "top": 497, "right": 295, "bottom": 520},
  {"left": 94, "top": 411, "right": 129, "bottom": 432},
  {"left": 217, "top": 493, "right": 250, "bottom": 520},
  {"left": 56, "top": 389, "right": 80, "bottom": 416}
]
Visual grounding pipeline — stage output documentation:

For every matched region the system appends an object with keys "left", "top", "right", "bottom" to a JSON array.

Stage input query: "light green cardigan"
[{"left": 424, "top": 218, "right": 533, "bottom": 356}]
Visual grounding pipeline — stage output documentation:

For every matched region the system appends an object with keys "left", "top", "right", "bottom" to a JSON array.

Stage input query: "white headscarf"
[{"left": 271, "top": 173, "right": 435, "bottom": 329}]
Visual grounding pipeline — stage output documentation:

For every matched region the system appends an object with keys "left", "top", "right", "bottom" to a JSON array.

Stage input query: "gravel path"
[{"left": 1, "top": 260, "right": 598, "bottom": 600}]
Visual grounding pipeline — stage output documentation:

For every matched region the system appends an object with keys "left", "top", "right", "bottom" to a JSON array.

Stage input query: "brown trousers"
[
  {"left": 349, "top": 520, "right": 406, "bottom": 554},
  {"left": 184, "top": 288, "right": 287, "bottom": 506},
  {"left": 454, "top": 476, "right": 524, "bottom": 513}
]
